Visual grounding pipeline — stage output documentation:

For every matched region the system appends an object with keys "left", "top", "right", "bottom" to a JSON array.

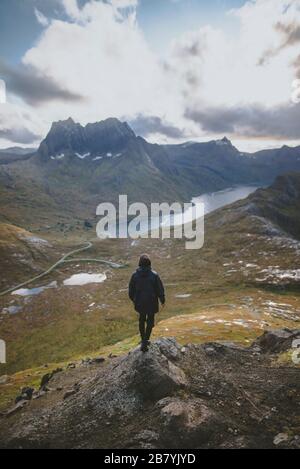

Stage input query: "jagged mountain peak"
[
  {"left": 48, "top": 117, "right": 134, "bottom": 136},
  {"left": 37, "top": 117, "right": 137, "bottom": 161},
  {"left": 50, "top": 117, "right": 77, "bottom": 130},
  {"left": 216, "top": 136, "right": 232, "bottom": 146},
  {"left": 84, "top": 118, "right": 135, "bottom": 139}
]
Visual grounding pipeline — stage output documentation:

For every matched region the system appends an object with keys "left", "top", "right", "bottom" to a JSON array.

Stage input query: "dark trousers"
[{"left": 138, "top": 312, "right": 155, "bottom": 342}]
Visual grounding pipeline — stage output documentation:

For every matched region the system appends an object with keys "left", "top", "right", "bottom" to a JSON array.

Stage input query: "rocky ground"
[{"left": 0, "top": 329, "right": 299, "bottom": 449}]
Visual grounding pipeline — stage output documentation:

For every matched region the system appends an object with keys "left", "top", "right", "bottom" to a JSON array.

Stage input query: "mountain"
[
  {"left": 0, "top": 146, "right": 36, "bottom": 165},
  {"left": 164, "top": 139, "right": 300, "bottom": 193},
  {"left": 241, "top": 172, "right": 300, "bottom": 239},
  {"left": 35, "top": 117, "right": 300, "bottom": 202},
  {"left": 0, "top": 333, "right": 299, "bottom": 449},
  {"left": 37, "top": 117, "right": 136, "bottom": 162},
  {"left": 0, "top": 118, "right": 184, "bottom": 229},
  {"left": 1, "top": 116, "right": 300, "bottom": 230},
  {"left": 0, "top": 147, "right": 37, "bottom": 156},
  {"left": 34, "top": 117, "right": 184, "bottom": 205}
]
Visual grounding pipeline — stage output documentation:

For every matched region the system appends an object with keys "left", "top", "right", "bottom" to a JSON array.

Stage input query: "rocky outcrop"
[
  {"left": 127, "top": 339, "right": 187, "bottom": 401},
  {"left": 252, "top": 328, "right": 300, "bottom": 354},
  {"left": 0, "top": 332, "right": 299, "bottom": 449}
]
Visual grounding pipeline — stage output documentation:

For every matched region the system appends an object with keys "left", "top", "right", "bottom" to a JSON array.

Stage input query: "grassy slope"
[
  {"left": 0, "top": 223, "right": 61, "bottom": 289},
  {"left": 0, "top": 204, "right": 299, "bottom": 375},
  {"left": 1, "top": 175, "right": 300, "bottom": 410}
]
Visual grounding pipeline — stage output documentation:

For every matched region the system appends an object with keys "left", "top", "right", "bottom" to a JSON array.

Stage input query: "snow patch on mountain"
[
  {"left": 50, "top": 153, "right": 64, "bottom": 160},
  {"left": 75, "top": 152, "right": 90, "bottom": 159}
]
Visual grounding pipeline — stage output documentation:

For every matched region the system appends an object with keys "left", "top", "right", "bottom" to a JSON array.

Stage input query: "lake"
[
  {"left": 126, "top": 185, "right": 260, "bottom": 235},
  {"left": 192, "top": 185, "right": 260, "bottom": 216}
]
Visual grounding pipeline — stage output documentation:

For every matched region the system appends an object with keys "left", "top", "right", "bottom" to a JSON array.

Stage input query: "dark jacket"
[{"left": 129, "top": 267, "right": 165, "bottom": 314}]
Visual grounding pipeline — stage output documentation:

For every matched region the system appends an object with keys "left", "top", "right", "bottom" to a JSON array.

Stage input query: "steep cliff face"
[
  {"left": 0, "top": 332, "right": 299, "bottom": 449},
  {"left": 241, "top": 172, "right": 300, "bottom": 239}
]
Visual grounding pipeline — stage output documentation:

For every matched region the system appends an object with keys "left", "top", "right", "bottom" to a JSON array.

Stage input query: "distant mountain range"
[
  {"left": 0, "top": 147, "right": 37, "bottom": 155},
  {"left": 1, "top": 117, "right": 300, "bottom": 229},
  {"left": 0, "top": 146, "right": 37, "bottom": 165}
]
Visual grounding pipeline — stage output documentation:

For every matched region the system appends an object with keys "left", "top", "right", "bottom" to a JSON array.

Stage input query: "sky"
[{"left": 0, "top": 0, "right": 300, "bottom": 151}]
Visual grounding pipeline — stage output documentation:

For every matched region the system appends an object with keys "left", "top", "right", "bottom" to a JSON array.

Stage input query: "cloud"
[
  {"left": 2, "top": 0, "right": 300, "bottom": 148},
  {"left": 185, "top": 102, "right": 300, "bottom": 140},
  {"left": 171, "top": 30, "right": 206, "bottom": 59},
  {"left": 257, "top": 16, "right": 300, "bottom": 105},
  {"left": 110, "top": 0, "right": 138, "bottom": 8},
  {"left": 295, "top": 55, "right": 300, "bottom": 78},
  {"left": 129, "top": 114, "right": 187, "bottom": 139},
  {"left": 19, "top": 0, "right": 181, "bottom": 129},
  {"left": 61, "top": 0, "right": 81, "bottom": 19},
  {"left": 0, "top": 105, "right": 42, "bottom": 144},
  {"left": 259, "top": 21, "right": 300, "bottom": 65},
  {"left": 292, "top": 79, "right": 300, "bottom": 104},
  {"left": 276, "top": 21, "right": 300, "bottom": 47},
  {"left": 0, "top": 61, "right": 85, "bottom": 106},
  {"left": 0, "top": 126, "right": 40, "bottom": 145},
  {"left": 34, "top": 8, "right": 49, "bottom": 27}
]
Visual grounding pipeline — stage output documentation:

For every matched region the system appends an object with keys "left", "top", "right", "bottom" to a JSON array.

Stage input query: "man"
[{"left": 129, "top": 254, "right": 165, "bottom": 352}]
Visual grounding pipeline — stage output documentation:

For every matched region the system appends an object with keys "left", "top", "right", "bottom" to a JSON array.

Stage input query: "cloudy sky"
[{"left": 0, "top": 0, "right": 300, "bottom": 151}]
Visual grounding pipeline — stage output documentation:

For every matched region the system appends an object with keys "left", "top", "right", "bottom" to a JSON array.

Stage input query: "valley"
[
  {"left": 1, "top": 0, "right": 300, "bottom": 449},
  {"left": 0, "top": 119, "right": 299, "bottom": 419}
]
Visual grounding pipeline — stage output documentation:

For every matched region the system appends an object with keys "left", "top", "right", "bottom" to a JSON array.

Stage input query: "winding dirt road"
[{"left": 0, "top": 242, "right": 126, "bottom": 297}]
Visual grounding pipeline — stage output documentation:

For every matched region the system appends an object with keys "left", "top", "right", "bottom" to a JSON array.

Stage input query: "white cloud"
[
  {"left": 1, "top": 0, "right": 300, "bottom": 149},
  {"left": 172, "top": 0, "right": 300, "bottom": 109},
  {"left": 0, "top": 103, "right": 42, "bottom": 146},
  {"left": 20, "top": 0, "right": 183, "bottom": 137},
  {"left": 62, "top": 0, "right": 81, "bottom": 20},
  {"left": 292, "top": 79, "right": 300, "bottom": 104},
  {"left": 34, "top": 8, "right": 49, "bottom": 27},
  {"left": 172, "top": 0, "right": 300, "bottom": 145},
  {"left": 109, "top": 0, "right": 138, "bottom": 8}
]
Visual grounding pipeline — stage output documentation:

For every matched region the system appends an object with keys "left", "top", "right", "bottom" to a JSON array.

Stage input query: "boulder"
[
  {"left": 67, "top": 363, "right": 76, "bottom": 369},
  {"left": 92, "top": 357, "right": 105, "bottom": 364},
  {"left": 15, "top": 387, "right": 34, "bottom": 404},
  {"left": 273, "top": 433, "right": 289, "bottom": 446},
  {"left": 128, "top": 341, "right": 187, "bottom": 401},
  {"left": 157, "top": 397, "right": 225, "bottom": 446},
  {"left": 252, "top": 329, "right": 300, "bottom": 354},
  {"left": 155, "top": 338, "right": 182, "bottom": 361},
  {"left": 0, "top": 375, "right": 9, "bottom": 385}
]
